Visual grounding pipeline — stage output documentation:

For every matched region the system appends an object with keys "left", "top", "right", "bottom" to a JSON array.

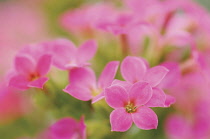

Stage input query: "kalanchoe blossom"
[
  {"left": 105, "top": 82, "right": 159, "bottom": 132},
  {"left": 42, "top": 116, "right": 86, "bottom": 139},
  {"left": 63, "top": 61, "right": 119, "bottom": 103},
  {"left": 9, "top": 54, "right": 52, "bottom": 90},
  {"left": 118, "top": 56, "right": 174, "bottom": 107},
  {"left": 49, "top": 39, "right": 97, "bottom": 70}
]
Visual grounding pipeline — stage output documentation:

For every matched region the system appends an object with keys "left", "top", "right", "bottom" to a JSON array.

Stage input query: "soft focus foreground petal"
[
  {"left": 164, "top": 94, "right": 176, "bottom": 107},
  {"left": 121, "top": 56, "right": 147, "bottom": 83},
  {"left": 112, "top": 79, "right": 132, "bottom": 92},
  {"left": 49, "top": 118, "right": 78, "bottom": 139},
  {"left": 98, "top": 61, "right": 119, "bottom": 89},
  {"left": 51, "top": 39, "right": 77, "bottom": 70},
  {"left": 77, "top": 40, "right": 97, "bottom": 64},
  {"left": 105, "top": 85, "right": 129, "bottom": 108},
  {"left": 79, "top": 116, "right": 86, "bottom": 139},
  {"left": 36, "top": 54, "right": 52, "bottom": 76},
  {"left": 28, "top": 77, "right": 48, "bottom": 89},
  {"left": 132, "top": 106, "right": 158, "bottom": 130},
  {"left": 143, "top": 66, "right": 169, "bottom": 87},
  {"left": 165, "top": 115, "right": 192, "bottom": 139},
  {"left": 9, "top": 75, "right": 29, "bottom": 90},
  {"left": 69, "top": 67, "right": 96, "bottom": 88},
  {"left": 63, "top": 84, "right": 92, "bottom": 101},
  {"left": 110, "top": 108, "right": 133, "bottom": 132},
  {"left": 145, "top": 88, "right": 166, "bottom": 107},
  {"left": 15, "top": 56, "right": 35, "bottom": 76},
  {"left": 129, "top": 82, "right": 152, "bottom": 106}
]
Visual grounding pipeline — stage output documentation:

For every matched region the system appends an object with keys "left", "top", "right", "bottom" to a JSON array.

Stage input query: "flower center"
[
  {"left": 125, "top": 103, "right": 137, "bottom": 113},
  {"left": 29, "top": 73, "right": 39, "bottom": 81},
  {"left": 91, "top": 88, "right": 102, "bottom": 97}
]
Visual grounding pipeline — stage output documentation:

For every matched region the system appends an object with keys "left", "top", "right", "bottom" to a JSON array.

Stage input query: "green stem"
[{"left": 120, "top": 34, "right": 129, "bottom": 57}]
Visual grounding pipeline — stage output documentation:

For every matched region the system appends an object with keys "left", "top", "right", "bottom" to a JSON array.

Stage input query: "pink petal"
[
  {"left": 69, "top": 67, "right": 96, "bottom": 88},
  {"left": 110, "top": 108, "right": 133, "bottom": 132},
  {"left": 98, "top": 61, "right": 119, "bottom": 89},
  {"left": 63, "top": 84, "right": 92, "bottom": 101},
  {"left": 28, "top": 77, "right": 48, "bottom": 89},
  {"left": 79, "top": 116, "right": 86, "bottom": 139},
  {"left": 36, "top": 54, "right": 52, "bottom": 76},
  {"left": 105, "top": 85, "right": 129, "bottom": 109},
  {"left": 77, "top": 40, "right": 97, "bottom": 64},
  {"left": 132, "top": 106, "right": 158, "bottom": 130},
  {"left": 9, "top": 75, "right": 29, "bottom": 90},
  {"left": 49, "top": 118, "right": 78, "bottom": 139},
  {"left": 52, "top": 39, "right": 77, "bottom": 70},
  {"left": 111, "top": 79, "right": 132, "bottom": 92},
  {"left": 129, "top": 82, "right": 152, "bottom": 106},
  {"left": 159, "top": 62, "right": 181, "bottom": 88},
  {"left": 14, "top": 56, "right": 35, "bottom": 76},
  {"left": 145, "top": 88, "right": 166, "bottom": 107},
  {"left": 164, "top": 94, "right": 176, "bottom": 107},
  {"left": 121, "top": 56, "right": 147, "bottom": 83},
  {"left": 143, "top": 66, "right": 169, "bottom": 87}
]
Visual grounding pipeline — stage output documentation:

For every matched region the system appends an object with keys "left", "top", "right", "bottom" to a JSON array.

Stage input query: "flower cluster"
[{"left": 1, "top": 0, "right": 210, "bottom": 138}]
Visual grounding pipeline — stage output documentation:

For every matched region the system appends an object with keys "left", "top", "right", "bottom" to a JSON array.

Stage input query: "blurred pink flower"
[
  {"left": 60, "top": 3, "right": 116, "bottom": 36},
  {"left": 42, "top": 116, "right": 86, "bottom": 139},
  {"left": 9, "top": 54, "right": 52, "bottom": 90},
  {"left": 96, "top": 11, "right": 143, "bottom": 35},
  {"left": 63, "top": 61, "right": 119, "bottom": 103},
  {"left": 105, "top": 82, "right": 159, "bottom": 132},
  {"left": 0, "top": 84, "right": 29, "bottom": 123},
  {"left": 165, "top": 68, "right": 210, "bottom": 139},
  {"left": 48, "top": 39, "right": 97, "bottom": 70},
  {"left": 166, "top": 100, "right": 210, "bottom": 139}
]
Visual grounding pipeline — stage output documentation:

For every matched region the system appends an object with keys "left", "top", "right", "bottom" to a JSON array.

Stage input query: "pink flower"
[
  {"left": 49, "top": 39, "right": 97, "bottom": 70},
  {"left": 97, "top": 12, "right": 139, "bottom": 35},
  {"left": 0, "top": 84, "right": 29, "bottom": 123},
  {"left": 9, "top": 54, "right": 52, "bottom": 90},
  {"left": 118, "top": 56, "right": 173, "bottom": 107},
  {"left": 165, "top": 103, "right": 210, "bottom": 139},
  {"left": 60, "top": 3, "right": 116, "bottom": 36},
  {"left": 43, "top": 116, "right": 86, "bottom": 139},
  {"left": 63, "top": 61, "right": 119, "bottom": 103},
  {"left": 105, "top": 82, "right": 158, "bottom": 132}
]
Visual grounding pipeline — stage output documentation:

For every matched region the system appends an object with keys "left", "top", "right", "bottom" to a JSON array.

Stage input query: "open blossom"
[
  {"left": 41, "top": 117, "right": 86, "bottom": 139},
  {"left": 49, "top": 39, "right": 97, "bottom": 70},
  {"left": 9, "top": 54, "right": 52, "bottom": 90},
  {"left": 105, "top": 82, "right": 159, "bottom": 132},
  {"left": 63, "top": 61, "right": 119, "bottom": 103},
  {"left": 116, "top": 56, "right": 174, "bottom": 107}
]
